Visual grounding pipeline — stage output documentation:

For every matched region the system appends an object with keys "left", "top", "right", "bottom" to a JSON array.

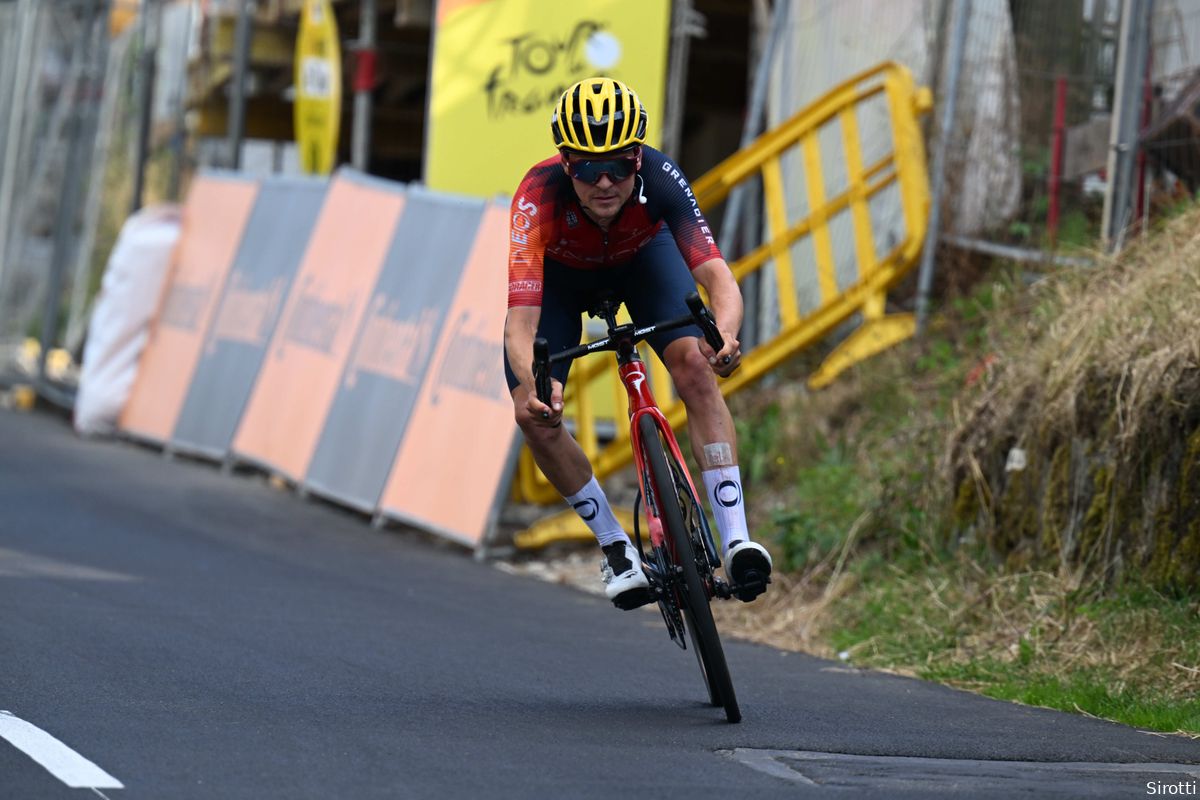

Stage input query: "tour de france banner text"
[{"left": 424, "top": 0, "right": 671, "bottom": 199}]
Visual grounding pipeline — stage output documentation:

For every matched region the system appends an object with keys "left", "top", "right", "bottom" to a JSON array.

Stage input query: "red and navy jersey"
[{"left": 507, "top": 145, "right": 723, "bottom": 308}]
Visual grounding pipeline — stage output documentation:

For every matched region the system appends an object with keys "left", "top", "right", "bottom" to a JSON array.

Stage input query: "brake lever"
[{"left": 684, "top": 292, "right": 730, "bottom": 365}]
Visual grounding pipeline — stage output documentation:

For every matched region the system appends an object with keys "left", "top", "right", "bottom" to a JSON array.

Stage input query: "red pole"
[{"left": 1047, "top": 75, "right": 1067, "bottom": 245}]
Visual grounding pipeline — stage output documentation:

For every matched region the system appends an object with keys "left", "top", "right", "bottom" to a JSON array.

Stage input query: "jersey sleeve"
[
  {"left": 507, "top": 161, "right": 558, "bottom": 308},
  {"left": 642, "top": 148, "right": 724, "bottom": 270}
]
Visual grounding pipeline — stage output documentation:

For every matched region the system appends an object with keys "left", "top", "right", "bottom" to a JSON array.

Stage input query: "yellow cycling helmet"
[{"left": 551, "top": 77, "right": 648, "bottom": 153}]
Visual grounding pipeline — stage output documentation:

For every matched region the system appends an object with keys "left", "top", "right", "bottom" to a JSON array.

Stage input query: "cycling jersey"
[
  {"left": 507, "top": 145, "right": 723, "bottom": 309},
  {"left": 502, "top": 226, "right": 703, "bottom": 391}
]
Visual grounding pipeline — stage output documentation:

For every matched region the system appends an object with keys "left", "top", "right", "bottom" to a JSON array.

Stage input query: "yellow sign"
[
  {"left": 294, "top": 0, "right": 342, "bottom": 175},
  {"left": 425, "top": 0, "right": 672, "bottom": 198}
]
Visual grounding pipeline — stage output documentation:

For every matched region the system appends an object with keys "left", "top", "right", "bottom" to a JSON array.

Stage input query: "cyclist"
[{"left": 503, "top": 77, "right": 772, "bottom": 606}]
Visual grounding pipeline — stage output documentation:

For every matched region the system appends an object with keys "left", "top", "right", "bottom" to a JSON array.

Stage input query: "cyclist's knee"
[
  {"left": 668, "top": 344, "right": 717, "bottom": 403},
  {"left": 515, "top": 409, "right": 558, "bottom": 446},
  {"left": 514, "top": 403, "right": 539, "bottom": 435}
]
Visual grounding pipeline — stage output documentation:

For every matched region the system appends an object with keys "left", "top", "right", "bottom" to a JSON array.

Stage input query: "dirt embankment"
[{"left": 949, "top": 212, "right": 1200, "bottom": 591}]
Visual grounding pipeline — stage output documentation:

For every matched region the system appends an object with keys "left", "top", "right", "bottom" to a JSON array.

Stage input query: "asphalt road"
[{"left": 2, "top": 408, "right": 1198, "bottom": 799}]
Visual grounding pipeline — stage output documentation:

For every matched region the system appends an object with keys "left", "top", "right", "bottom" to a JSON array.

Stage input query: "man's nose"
[{"left": 594, "top": 173, "right": 615, "bottom": 189}]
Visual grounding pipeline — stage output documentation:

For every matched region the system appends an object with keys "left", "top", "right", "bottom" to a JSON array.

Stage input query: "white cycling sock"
[
  {"left": 702, "top": 465, "right": 749, "bottom": 556},
  {"left": 565, "top": 475, "right": 628, "bottom": 548}
]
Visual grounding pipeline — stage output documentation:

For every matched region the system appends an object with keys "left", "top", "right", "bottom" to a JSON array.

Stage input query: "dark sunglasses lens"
[
  {"left": 607, "top": 159, "right": 636, "bottom": 181},
  {"left": 572, "top": 158, "right": 636, "bottom": 183}
]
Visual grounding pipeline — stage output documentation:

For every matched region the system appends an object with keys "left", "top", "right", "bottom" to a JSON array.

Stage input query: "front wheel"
[{"left": 639, "top": 414, "right": 740, "bottom": 723}]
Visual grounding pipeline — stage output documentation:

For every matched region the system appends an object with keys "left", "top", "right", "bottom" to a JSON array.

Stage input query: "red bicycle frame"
[
  {"left": 531, "top": 293, "right": 743, "bottom": 722},
  {"left": 621, "top": 357, "right": 704, "bottom": 556},
  {"left": 531, "top": 291, "right": 723, "bottom": 559}
]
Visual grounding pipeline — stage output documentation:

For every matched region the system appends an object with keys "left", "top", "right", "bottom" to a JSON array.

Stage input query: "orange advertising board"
[
  {"left": 230, "top": 173, "right": 405, "bottom": 479},
  {"left": 378, "top": 203, "right": 518, "bottom": 545},
  {"left": 119, "top": 174, "right": 259, "bottom": 443}
]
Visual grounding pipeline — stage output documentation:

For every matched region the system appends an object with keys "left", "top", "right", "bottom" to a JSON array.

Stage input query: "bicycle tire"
[
  {"left": 672, "top": 463, "right": 724, "bottom": 708},
  {"left": 638, "top": 414, "right": 741, "bottom": 723}
]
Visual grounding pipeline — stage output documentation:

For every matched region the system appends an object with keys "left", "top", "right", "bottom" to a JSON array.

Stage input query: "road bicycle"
[{"left": 533, "top": 292, "right": 770, "bottom": 724}]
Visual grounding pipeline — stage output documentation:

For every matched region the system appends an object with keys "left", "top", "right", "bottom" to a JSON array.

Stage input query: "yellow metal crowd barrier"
[{"left": 513, "top": 62, "right": 932, "bottom": 510}]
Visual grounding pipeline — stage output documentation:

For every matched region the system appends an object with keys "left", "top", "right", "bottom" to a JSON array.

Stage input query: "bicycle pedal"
[
  {"left": 732, "top": 571, "right": 771, "bottom": 603},
  {"left": 611, "top": 586, "right": 656, "bottom": 611}
]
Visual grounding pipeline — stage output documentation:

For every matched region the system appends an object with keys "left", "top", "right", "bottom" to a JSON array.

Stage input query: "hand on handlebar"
[
  {"left": 698, "top": 330, "right": 741, "bottom": 378},
  {"left": 684, "top": 292, "right": 737, "bottom": 376},
  {"left": 525, "top": 378, "right": 564, "bottom": 427}
]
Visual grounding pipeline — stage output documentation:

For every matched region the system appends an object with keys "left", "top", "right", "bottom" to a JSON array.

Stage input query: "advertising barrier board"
[
  {"left": 171, "top": 176, "right": 327, "bottom": 458},
  {"left": 119, "top": 174, "right": 258, "bottom": 444},
  {"left": 230, "top": 172, "right": 405, "bottom": 481},
  {"left": 304, "top": 190, "right": 486, "bottom": 511}
]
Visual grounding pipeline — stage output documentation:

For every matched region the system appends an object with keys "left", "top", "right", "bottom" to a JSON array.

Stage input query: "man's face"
[{"left": 561, "top": 148, "right": 642, "bottom": 222}]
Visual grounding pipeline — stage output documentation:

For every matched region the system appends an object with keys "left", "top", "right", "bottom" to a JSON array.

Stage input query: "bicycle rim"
[{"left": 638, "top": 414, "right": 740, "bottom": 724}]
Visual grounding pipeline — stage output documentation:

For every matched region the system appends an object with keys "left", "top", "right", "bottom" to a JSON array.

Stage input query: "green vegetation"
[
  {"left": 715, "top": 205, "right": 1200, "bottom": 737},
  {"left": 822, "top": 561, "right": 1200, "bottom": 736}
]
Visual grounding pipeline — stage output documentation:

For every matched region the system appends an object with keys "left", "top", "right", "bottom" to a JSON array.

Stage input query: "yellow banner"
[
  {"left": 295, "top": 0, "right": 342, "bottom": 175},
  {"left": 425, "top": 0, "right": 672, "bottom": 198}
]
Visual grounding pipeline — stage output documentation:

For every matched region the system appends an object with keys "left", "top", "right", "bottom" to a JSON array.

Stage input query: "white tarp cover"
[
  {"left": 768, "top": 0, "right": 1022, "bottom": 237},
  {"left": 74, "top": 205, "right": 181, "bottom": 436}
]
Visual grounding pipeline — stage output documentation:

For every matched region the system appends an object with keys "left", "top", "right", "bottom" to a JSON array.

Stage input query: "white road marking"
[
  {"left": 0, "top": 711, "right": 123, "bottom": 789},
  {"left": 0, "top": 547, "right": 136, "bottom": 581}
]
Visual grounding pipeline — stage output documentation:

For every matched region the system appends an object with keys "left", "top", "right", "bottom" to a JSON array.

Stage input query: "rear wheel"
[{"left": 639, "top": 414, "right": 740, "bottom": 723}]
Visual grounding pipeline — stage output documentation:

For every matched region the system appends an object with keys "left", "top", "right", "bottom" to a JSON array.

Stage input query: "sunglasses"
[{"left": 566, "top": 155, "right": 638, "bottom": 184}]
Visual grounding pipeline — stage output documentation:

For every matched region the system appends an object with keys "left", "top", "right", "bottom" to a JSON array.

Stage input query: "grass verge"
[{"left": 714, "top": 216, "right": 1200, "bottom": 736}]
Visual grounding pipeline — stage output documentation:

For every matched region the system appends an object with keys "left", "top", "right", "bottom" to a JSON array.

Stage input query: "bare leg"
[
  {"left": 661, "top": 337, "right": 738, "bottom": 466},
  {"left": 512, "top": 385, "right": 594, "bottom": 496},
  {"left": 662, "top": 337, "right": 771, "bottom": 599}
]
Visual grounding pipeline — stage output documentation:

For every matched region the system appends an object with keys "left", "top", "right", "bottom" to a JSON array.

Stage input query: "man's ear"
[{"left": 560, "top": 154, "right": 571, "bottom": 176}]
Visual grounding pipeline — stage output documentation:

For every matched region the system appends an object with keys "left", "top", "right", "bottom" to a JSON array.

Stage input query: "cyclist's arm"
[
  {"left": 692, "top": 258, "right": 743, "bottom": 340},
  {"left": 505, "top": 305, "right": 562, "bottom": 420},
  {"left": 506, "top": 164, "right": 554, "bottom": 391},
  {"left": 691, "top": 258, "right": 743, "bottom": 368},
  {"left": 504, "top": 306, "right": 541, "bottom": 390}
]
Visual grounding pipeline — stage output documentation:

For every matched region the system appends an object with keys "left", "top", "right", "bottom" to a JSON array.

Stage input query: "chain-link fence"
[
  {"left": 955, "top": 0, "right": 1120, "bottom": 252},
  {"left": 0, "top": 0, "right": 192, "bottom": 384},
  {"left": 944, "top": 0, "right": 1199, "bottom": 261},
  {"left": 0, "top": 0, "right": 110, "bottom": 368},
  {"left": 748, "top": 0, "right": 1200, "bottom": 304},
  {"left": 1144, "top": 0, "right": 1200, "bottom": 220}
]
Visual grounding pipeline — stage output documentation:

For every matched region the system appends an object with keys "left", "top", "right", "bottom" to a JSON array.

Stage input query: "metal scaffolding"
[{"left": 0, "top": 0, "right": 116, "bottom": 380}]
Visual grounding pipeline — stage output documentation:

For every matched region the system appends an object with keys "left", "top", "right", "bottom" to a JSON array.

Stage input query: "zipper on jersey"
[{"left": 577, "top": 199, "right": 625, "bottom": 266}]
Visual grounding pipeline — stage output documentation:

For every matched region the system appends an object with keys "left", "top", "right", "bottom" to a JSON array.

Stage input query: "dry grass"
[{"left": 953, "top": 211, "right": 1200, "bottom": 473}]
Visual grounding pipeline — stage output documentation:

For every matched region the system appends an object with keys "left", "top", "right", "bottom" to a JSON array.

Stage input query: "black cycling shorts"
[{"left": 504, "top": 226, "right": 703, "bottom": 392}]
